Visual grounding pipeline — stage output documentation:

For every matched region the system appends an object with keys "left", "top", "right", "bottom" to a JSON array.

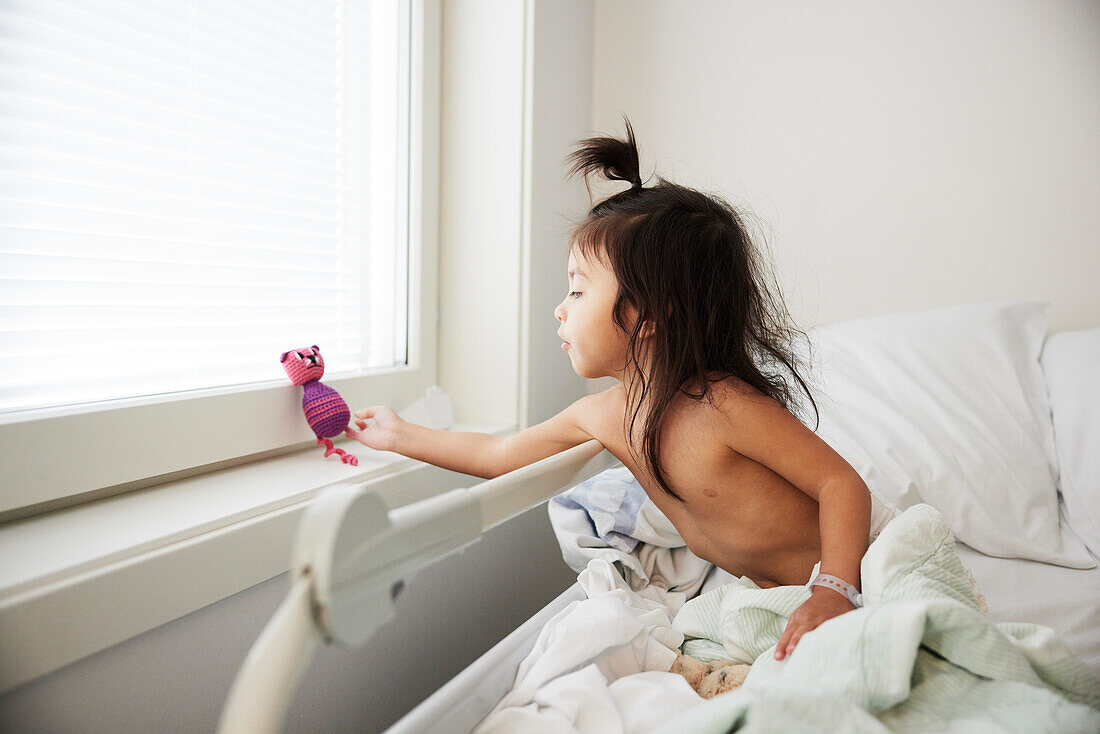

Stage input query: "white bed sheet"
[{"left": 955, "top": 540, "right": 1100, "bottom": 678}]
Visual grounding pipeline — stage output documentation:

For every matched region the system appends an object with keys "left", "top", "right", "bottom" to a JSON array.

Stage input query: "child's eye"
[{"left": 569, "top": 291, "right": 581, "bottom": 298}]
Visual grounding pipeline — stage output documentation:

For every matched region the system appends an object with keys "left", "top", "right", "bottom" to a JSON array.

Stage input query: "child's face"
[{"left": 554, "top": 248, "right": 638, "bottom": 381}]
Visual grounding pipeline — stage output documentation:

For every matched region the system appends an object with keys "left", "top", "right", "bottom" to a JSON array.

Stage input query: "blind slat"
[
  {"left": 0, "top": 44, "right": 338, "bottom": 131},
  {"left": 2, "top": 75, "right": 341, "bottom": 161},
  {"left": 1, "top": 280, "right": 353, "bottom": 307},
  {"left": 4, "top": 2, "right": 343, "bottom": 89},
  {"left": 0, "top": 304, "right": 363, "bottom": 330},
  {"left": 0, "top": 123, "right": 348, "bottom": 195},
  {"left": 0, "top": 148, "right": 345, "bottom": 216},
  {"left": 0, "top": 175, "right": 343, "bottom": 230},
  {"left": 0, "top": 330, "right": 361, "bottom": 360},
  {"left": 0, "top": 201, "right": 345, "bottom": 250},
  {"left": 0, "top": 252, "right": 356, "bottom": 281},
  {"left": 0, "top": 226, "right": 362, "bottom": 264}
]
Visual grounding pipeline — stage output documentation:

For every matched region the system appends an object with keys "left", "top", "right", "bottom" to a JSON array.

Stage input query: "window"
[{"left": 0, "top": 0, "right": 440, "bottom": 517}]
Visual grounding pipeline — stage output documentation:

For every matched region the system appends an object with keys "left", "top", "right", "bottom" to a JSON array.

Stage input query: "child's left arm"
[
  {"left": 774, "top": 478, "right": 870, "bottom": 660},
  {"left": 716, "top": 384, "right": 871, "bottom": 661}
]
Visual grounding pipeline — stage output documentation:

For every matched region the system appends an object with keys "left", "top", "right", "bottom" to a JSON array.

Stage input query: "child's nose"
[{"left": 554, "top": 301, "right": 565, "bottom": 322}]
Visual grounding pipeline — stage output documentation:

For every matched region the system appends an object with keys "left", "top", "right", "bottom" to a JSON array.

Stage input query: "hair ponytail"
[{"left": 565, "top": 114, "right": 644, "bottom": 197}]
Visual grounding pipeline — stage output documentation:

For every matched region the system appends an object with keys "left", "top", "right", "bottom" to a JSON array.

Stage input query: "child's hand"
[
  {"left": 774, "top": 587, "right": 855, "bottom": 660},
  {"left": 344, "top": 406, "right": 405, "bottom": 452}
]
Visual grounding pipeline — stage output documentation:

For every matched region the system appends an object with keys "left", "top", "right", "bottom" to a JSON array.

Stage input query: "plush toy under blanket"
[
  {"left": 280, "top": 345, "right": 358, "bottom": 466},
  {"left": 670, "top": 654, "right": 751, "bottom": 698}
]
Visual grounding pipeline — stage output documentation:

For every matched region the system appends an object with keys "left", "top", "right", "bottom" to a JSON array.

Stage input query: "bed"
[{"left": 221, "top": 300, "right": 1100, "bottom": 733}]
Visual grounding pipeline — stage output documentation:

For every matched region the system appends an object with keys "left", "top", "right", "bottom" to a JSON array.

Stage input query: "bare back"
[{"left": 577, "top": 382, "right": 823, "bottom": 588}]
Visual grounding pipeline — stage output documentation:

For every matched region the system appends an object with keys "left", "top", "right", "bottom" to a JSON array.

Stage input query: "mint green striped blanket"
[{"left": 661, "top": 504, "right": 1100, "bottom": 733}]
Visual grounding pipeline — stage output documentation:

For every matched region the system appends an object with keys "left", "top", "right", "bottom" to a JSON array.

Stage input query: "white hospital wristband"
[{"left": 810, "top": 573, "right": 863, "bottom": 608}]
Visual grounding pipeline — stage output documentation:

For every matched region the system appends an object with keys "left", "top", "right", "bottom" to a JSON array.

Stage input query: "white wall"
[
  {"left": 439, "top": 0, "right": 593, "bottom": 428},
  {"left": 592, "top": 0, "right": 1100, "bottom": 332},
  {"left": 438, "top": 0, "right": 525, "bottom": 426},
  {"left": 522, "top": 0, "right": 595, "bottom": 426}
]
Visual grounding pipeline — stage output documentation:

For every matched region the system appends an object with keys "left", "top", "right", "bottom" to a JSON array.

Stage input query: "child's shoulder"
[
  {"left": 683, "top": 374, "right": 793, "bottom": 445},
  {"left": 687, "top": 372, "right": 767, "bottom": 409},
  {"left": 566, "top": 384, "right": 627, "bottom": 430},
  {"left": 643, "top": 375, "right": 756, "bottom": 443},
  {"left": 584, "top": 376, "right": 773, "bottom": 433}
]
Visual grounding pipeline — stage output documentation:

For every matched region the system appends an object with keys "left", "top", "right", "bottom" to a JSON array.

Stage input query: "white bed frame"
[{"left": 218, "top": 440, "right": 616, "bottom": 734}]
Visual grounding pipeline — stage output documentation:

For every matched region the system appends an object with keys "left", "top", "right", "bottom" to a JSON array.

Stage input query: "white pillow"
[
  {"left": 1040, "top": 328, "right": 1100, "bottom": 558},
  {"left": 797, "top": 300, "right": 1095, "bottom": 568}
]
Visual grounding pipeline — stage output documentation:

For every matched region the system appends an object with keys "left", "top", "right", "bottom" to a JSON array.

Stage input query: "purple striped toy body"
[{"left": 302, "top": 379, "right": 351, "bottom": 439}]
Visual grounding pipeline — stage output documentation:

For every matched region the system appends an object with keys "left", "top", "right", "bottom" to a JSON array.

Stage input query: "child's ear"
[{"left": 627, "top": 304, "right": 655, "bottom": 340}]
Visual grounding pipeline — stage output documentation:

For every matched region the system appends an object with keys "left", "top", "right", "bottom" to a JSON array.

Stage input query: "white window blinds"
[{"left": 0, "top": 0, "right": 410, "bottom": 415}]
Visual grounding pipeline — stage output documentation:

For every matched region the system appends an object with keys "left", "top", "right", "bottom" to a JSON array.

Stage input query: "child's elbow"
[{"left": 484, "top": 435, "right": 513, "bottom": 479}]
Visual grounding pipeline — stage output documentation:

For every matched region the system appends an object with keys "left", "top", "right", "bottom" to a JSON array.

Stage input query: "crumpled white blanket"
[
  {"left": 473, "top": 558, "right": 703, "bottom": 733},
  {"left": 546, "top": 465, "right": 716, "bottom": 613}
]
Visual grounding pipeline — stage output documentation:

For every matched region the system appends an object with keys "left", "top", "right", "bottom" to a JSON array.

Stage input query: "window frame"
[{"left": 0, "top": 0, "right": 441, "bottom": 520}]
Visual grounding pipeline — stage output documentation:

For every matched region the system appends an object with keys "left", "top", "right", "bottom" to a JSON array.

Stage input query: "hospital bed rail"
[{"left": 218, "top": 439, "right": 615, "bottom": 734}]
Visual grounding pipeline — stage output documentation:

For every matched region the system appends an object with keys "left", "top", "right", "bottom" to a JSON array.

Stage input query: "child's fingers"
[
  {"left": 354, "top": 406, "right": 381, "bottom": 419},
  {"left": 776, "top": 623, "right": 811, "bottom": 660},
  {"left": 775, "top": 618, "right": 802, "bottom": 660}
]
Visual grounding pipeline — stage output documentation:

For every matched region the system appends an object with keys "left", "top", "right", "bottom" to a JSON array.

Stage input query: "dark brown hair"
[{"left": 564, "top": 115, "right": 819, "bottom": 501}]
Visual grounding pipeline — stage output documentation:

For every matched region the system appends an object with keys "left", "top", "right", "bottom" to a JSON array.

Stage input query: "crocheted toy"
[{"left": 280, "top": 345, "right": 358, "bottom": 466}]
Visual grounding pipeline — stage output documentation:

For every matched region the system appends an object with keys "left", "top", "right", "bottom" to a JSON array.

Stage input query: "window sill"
[{"left": 0, "top": 425, "right": 512, "bottom": 694}]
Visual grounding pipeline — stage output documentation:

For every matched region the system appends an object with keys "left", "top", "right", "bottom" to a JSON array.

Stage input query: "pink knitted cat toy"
[{"left": 280, "top": 345, "right": 358, "bottom": 466}]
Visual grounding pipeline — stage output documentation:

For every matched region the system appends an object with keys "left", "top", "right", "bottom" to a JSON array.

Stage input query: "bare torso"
[{"left": 581, "top": 381, "right": 822, "bottom": 588}]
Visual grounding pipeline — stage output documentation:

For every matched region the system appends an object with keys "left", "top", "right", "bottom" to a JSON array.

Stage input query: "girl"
[{"left": 345, "top": 117, "right": 894, "bottom": 662}]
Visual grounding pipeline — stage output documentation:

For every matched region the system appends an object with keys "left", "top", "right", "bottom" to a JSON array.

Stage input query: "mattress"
[
  {"left": 954, "top": 541, "right": 1100, "bottom": 678},
  {"left": 385, "top": 546, "right": 1100, "bottom": 733}
]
